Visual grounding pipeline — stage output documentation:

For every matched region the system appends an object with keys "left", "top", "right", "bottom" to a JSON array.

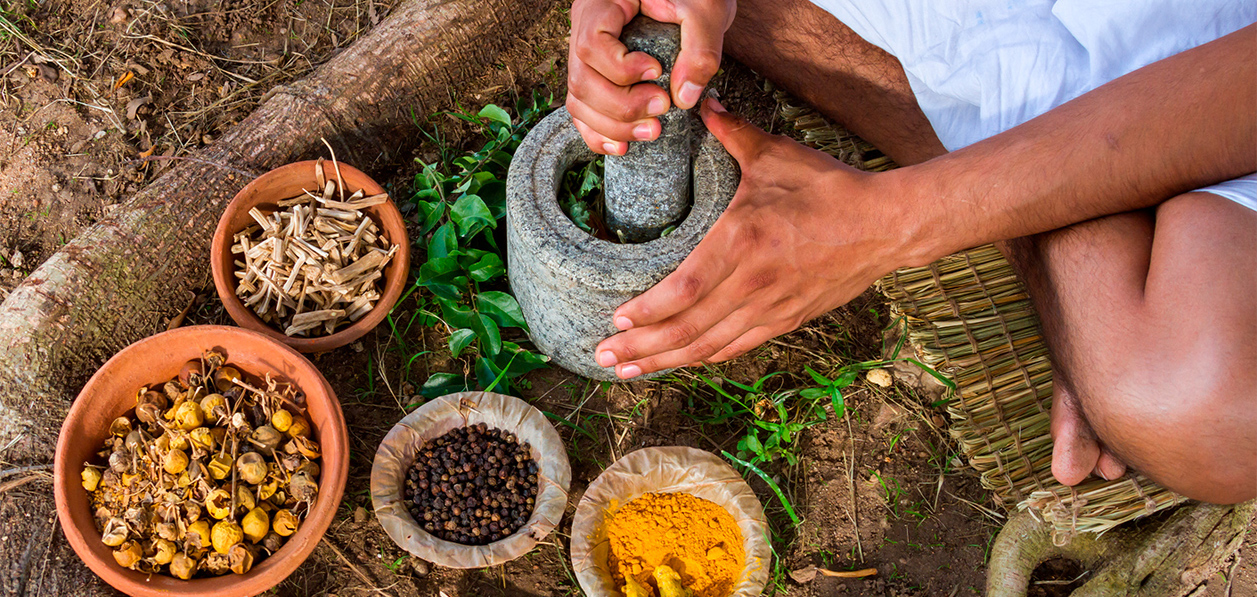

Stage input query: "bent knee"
[{"left": 1081, "top": 358, "right": 1256, "bottom": 504}]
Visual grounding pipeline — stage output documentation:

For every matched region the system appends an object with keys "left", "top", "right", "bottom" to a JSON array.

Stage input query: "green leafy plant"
[
  {"left": 558, "top": 158, "right": 603, "bottom": 234},
  {"left": 398, "top": 94, "right": 554, "bottom": 397}
]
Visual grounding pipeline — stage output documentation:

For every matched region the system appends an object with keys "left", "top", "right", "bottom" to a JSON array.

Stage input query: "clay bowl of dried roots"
[
  {"left": 53, "top": 325, "right": 349, "bottom": 597},
  {"left": 211, "top": 159, "right": 410, "bottom": 353}
]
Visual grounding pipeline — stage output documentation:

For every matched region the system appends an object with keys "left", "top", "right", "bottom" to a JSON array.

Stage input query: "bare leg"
[
  {"left": 725, "top": 0, "right": 947, "bottom": 165},
  {"left": 1002, "top": 194, "right": 1257, "bottom": 503}
]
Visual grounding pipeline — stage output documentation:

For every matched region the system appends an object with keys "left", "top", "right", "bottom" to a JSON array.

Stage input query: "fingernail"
[
  {"left": 647, "top": 96, "right": 667, "bottom": 116},
  {"left": 619, "top": 364, "right": 642, "bottom": 378},
  {"left": 614, "top": 315, "right": 633, "bottom": 330},
  {"left": 643, "top": 68, "right": 660, "bottom": 81},
  {"left": 601, "top": 141, "right": 619, "bottom": 154},
  {"left": 597, "top": 351, "right": 618, "bottom": 367},
  {"left": 706, "top": 97, "right": 727, "bottom": 113},
  {"left": 633, "top": 123, "right": 653, "bottom": 140},
  {"left": 678, "top": 81, "right": 703, "bottom": 108}
]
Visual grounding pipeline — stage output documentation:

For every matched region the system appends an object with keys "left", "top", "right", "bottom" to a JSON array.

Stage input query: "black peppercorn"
[{"left": 402, "top": 424, "right": 540, "bottom": 545}]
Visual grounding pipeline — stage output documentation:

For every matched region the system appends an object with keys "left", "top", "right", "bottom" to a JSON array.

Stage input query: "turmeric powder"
[{"left": 606, "top": 492, "right": 745, "bottom": 597}]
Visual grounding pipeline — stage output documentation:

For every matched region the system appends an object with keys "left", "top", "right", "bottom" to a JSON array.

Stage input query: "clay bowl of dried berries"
[
  {"left": 210, "top": 159, "right": 410, "bottom": 353},
  {"left": 53, "top": 325, "right": 349, "bottom": 597},
  {"left": 371, "top": 391, "right": 572, "bottom": 568}
]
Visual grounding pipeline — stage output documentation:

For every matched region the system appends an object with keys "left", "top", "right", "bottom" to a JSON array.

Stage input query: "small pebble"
[
  {"left": 353, "top": 506, "right": 369, "bottom": 523},
  {"left": 410, "top": 558, "right": 430, "bottom": 576},
  {"left": 866, "top": 368, "right": 893, "bottom": 388}
]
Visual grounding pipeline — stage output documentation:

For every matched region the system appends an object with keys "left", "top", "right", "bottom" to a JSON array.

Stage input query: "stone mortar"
[
  {"left": 603, "top": 16, "right": 694, "bottom": 243},
  {"left": 506, "top": 107, "right": 738, "bottom": 380}
]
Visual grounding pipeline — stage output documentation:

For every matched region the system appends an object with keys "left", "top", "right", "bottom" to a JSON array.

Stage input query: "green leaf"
[
  {"left": 805, "top": 366, "right": 832, "bottom": 386},
  {"left": 412, "top": 199, "right": 445, "bottom": 235},
  {"left": 831, "top": 387, "right": 846, "bottom": 417},
  {"left": 420, "top": 373, "right": 472, "bottom": 398},
  {"left": 475, "top": 356, "right": 507, "bottom": 393},
  {"left": 428, "top": 222, "right": 458, "bottom": 259},
  {"left": 450, "top": 194, "right": 495, "bottom": 237},
  {"left": 436, "top": 297, "right": 476, "bottom": 329},
  {"left": 470, "top": 314, "right": 501, "bottom": 357},
  {"left": 477, "top": 291, "right": 526, "bottom": 329},
  {"left": 739, "top": 433, "right": 764, "bottom": 456},
  {"left": 478, "top": 104, "right": 512, "bottom": 127},
  {"left": 834, "top": 369, "right": 860, "bottom": 388},
  {"left": 478, "top": 180, "right": 507, "bottom": 219},
  {"left": 468, "top": 253, "right": 506, "bottom": 282},
  {"left": 448, "top": 328, "right": 476, "bottom": 357},
  {"left": 496, "top": 342, "right": 550, "bottom": 376}
]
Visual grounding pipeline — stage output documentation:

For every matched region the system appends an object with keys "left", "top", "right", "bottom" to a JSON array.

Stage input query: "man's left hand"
[{"left": 594, "top": 97, "right": 912, "bottom": 378}]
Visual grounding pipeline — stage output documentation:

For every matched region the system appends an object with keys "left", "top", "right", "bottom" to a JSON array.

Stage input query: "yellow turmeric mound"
[{"left": 607, "top": 492, "right": 745, "bottom": 597}]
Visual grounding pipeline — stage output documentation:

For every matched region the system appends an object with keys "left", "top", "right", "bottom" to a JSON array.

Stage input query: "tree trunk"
[
  {"left": 987, "top": 501, "right": 1255, "bottom": 597},
  {"left": 0, "top": 0, "right": 554, "bottom": 593}
]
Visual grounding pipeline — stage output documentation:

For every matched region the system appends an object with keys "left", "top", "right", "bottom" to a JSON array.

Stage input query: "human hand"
[
  {"left": 567, "top": 0, "right": 735, "bottom": 155},
  {"left": 594, "top": 98, "right": 913, "bottom": 378}
]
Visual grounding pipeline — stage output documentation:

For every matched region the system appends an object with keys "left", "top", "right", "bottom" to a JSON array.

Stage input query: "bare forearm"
[{"left": 892, "top": 24, "right": 1256, "bottom": 265}]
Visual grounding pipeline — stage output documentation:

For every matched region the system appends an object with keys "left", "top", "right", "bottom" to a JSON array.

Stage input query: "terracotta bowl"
[
  {"left": 53, "top": 325, "right": 349, "bottom": 597},
  {"left": 211, "top": 160, "right": 411, "bottom": 353}
]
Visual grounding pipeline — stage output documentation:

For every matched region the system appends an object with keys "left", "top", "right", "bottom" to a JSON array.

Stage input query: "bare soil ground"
[{"left": 0, "top": 1, "right": 1252, "bottom": 596}]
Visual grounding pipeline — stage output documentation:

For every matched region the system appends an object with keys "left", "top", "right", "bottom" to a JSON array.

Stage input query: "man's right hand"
[{"left": 567, "top": 0, "right": 736, "bottom": 155}]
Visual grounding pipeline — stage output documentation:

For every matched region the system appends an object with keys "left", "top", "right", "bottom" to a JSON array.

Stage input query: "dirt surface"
[{"left": 1, "top": 1, "right": 1252, "bottom": 596}]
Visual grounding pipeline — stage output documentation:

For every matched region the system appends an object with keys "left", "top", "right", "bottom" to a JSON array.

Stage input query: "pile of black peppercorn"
[{"left": 403, "top": 423, "right": 540, "bottom": 545}]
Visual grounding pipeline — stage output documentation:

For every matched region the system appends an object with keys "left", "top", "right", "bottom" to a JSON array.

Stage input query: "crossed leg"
[
  {"left": 1002, "top": 195, "right": 1256, "bottom": 503},
  {"left": 725, "top": 0, "right": 1257, "bottom": 502}
]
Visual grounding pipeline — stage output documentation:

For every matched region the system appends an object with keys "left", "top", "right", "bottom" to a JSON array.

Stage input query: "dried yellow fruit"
[
  {"left": 261, "top": 532, "right": 283, "bottom": 553},
  {"left": 237, "top": 452, "right": 268, "bottom": 485},
  {"left": 163, "top": 448, "right": 189, "bottom": 475},
  {"left": 242, "top": 507, "right": 270, "bottom": 543},
  {"left": 273, "top": 509, "right": 299, "bottom": 537},
  {"left": 169, "top": 552, "right": 197, "bottom": 579},
  {"left": 172, "top": 434, "right": 192, "bottom": 453},
  {"left": 135, "top": 401, "right": 163, "bottom": 426},
  {"left": 186, "top": 520, "right": 211, "bottom": 550},
  {"left": 112, "top": 541, "right": 143, "bottom": 568},
  {"left": 271, "top": 409, "right": 293, "bottom": 433},
  {"left": 235, "top": 485, "right": 257, "bottom": 513},
  {"left": 174, "top": 401, "right": 204, "bottom": 430},
  {"left": 205, "top": 488, "right": 232, "bottom": 520},
  {"left": 258, "top": 477, "right": 279, "bottom": 501},
  {"left": 286, "top": 415, "right": 310, "bottom": 438},
  {"left": 289, "top": 469, "right": 319, "bottom": 503},
  {"left": 214, "top": 366, "right": 242, "bottom": 393},
  {"left": 228, "top": 542, "right": 255, "bottom": 575},
  {"left": 188, "top": 427, "right": 215, "bottom": 451},
  {"left": 204, "top": 551, "right": 231, "bottom": 576},
  {"left": 200, "top": 394, "right": 227, "bottom": 422},
  {"left": 101, "top": 517, "right": 128, "bottom": 546},
  {"left": 211, "top": 521, "right": 243, "bottom": 554},
  {"left": 208, "top": 454, "right": 232, "bottom": 480},
  {"left": 250, "top": 425, "right": 283, "bottom": 452},
  {"left": 153, "top": 538, "right": 177, "bottom": 565},
  {"left": 140, "top": 389, "right": 169, "bottom": 410},
  {"left": 109, "top": 417, "right": 132, "bottom": 437},
  {"left": 81, "top": 467, "right": 102, "bottom": 492},
  {"left": 295, "top": 460, "right": 321, "bottom": 479}
]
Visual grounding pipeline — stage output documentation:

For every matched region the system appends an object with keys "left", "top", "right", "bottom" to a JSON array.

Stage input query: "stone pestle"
[
  {"left": 603, "top": 17, "right": 693, "bottom": 243},
  {"left": 505, "top": 15, "right": 739, "bottom": 381}
]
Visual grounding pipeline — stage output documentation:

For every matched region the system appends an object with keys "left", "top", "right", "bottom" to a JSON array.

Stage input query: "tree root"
[{"left": 987, "top": 501, "right": 1254, "bottom": 597}]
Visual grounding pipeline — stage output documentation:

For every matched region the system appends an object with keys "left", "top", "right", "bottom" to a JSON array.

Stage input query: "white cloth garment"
[{"left": 808, "top": 0, "right": 1256, "bottom": 210}]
